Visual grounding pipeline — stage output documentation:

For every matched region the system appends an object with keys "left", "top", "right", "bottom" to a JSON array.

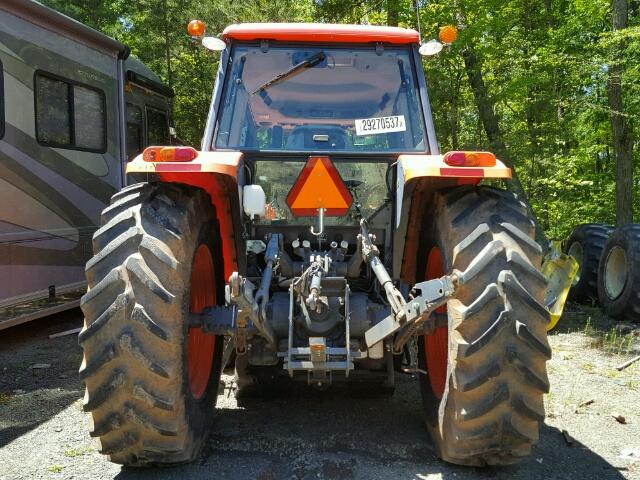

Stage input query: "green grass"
[
  {"left": 602, "top": 368, "right": 622, "bottom": 379},
  {"left": 47, "top": 465, "right": 63, "bottom": 473},
  {"left": 623, "top": 378, "right": 639, "bottom": 390},
  {"left": 580, "top": 362, "right": 596, "bottom": 373},
  {"left": 63, "top": 446, "right": 93, "bottom": 458},
  {"left": 555, "top": 305, "right": 638, "bottom": 355},
  {"left": 584, "top": 316, "right": 637, "bottom": 355}
]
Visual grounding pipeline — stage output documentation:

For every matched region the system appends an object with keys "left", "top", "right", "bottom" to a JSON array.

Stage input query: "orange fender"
[
  {"left": 393, "top": 154, "right": 511, "bottom": 282},
  {"left": 126, "top": 152, "right": 244, "bottom": 279}
]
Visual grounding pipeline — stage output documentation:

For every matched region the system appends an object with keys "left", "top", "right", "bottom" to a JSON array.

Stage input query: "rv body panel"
[{"left": 0, "top": 2, "right": 172, "bottom": 329}]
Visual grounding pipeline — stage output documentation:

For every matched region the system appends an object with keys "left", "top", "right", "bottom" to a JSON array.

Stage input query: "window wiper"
[{"left": 251, "top": 51, "right": 325, "bottom": 94}]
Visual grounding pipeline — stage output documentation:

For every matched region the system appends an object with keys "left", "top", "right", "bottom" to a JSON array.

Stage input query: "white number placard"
[{"left": 355, "top": 115, "right": 406, "bottom": 136}]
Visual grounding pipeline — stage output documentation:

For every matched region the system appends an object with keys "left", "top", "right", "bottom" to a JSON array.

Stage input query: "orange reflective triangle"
[{"left": 286, "top": 157, "right": 353, "bottom": 216}]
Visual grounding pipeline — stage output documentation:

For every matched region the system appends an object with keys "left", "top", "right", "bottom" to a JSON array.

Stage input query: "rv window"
[
  {"left": 74, "top": 86, "right": 106, "bottom": 150},
  {"left": 36, "top": 76, "right": 71, "bottom": 145},
  {"left": 35, "top": 72, "right": 106, "bottom": 152},
  {"left": 126, "top": 104, "right": 143, "bottom": 160},
  {"left": 147, "top": 108, "right": 169, "bottom": 145}
]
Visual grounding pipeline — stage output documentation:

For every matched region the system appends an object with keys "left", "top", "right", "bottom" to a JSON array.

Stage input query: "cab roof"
[{"left": 222, "top": 23, "right": 420, "bottom": 45}]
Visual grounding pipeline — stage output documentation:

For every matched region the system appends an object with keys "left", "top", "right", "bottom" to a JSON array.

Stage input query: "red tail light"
[
  {"left": 143, "top": 146, "right": 199, "bottom": 162},
  {"left": 443, "top": 151, "right": 496, "bottom": 167}
]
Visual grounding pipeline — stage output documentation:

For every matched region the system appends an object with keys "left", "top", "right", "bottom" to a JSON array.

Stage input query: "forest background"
[{"left": 40, "top": 0, "right": 639, "bottom": 238}]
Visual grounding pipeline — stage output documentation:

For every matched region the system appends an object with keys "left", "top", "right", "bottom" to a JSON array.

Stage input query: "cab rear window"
[{"left": 215, "top": 44, "right": 427, "bottom": 153}]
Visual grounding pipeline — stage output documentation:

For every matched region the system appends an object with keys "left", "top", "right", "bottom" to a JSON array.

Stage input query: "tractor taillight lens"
[
  {"left": 443, "top": 151, "right": 496, "bottom": 167},
  {"left": 142, "top": 146, "right": 199, "bottom": 162}
]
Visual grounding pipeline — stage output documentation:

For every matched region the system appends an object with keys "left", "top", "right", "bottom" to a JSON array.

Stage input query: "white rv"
[{"left": 0, "top": 0, "right": 174, "bottom": 329}]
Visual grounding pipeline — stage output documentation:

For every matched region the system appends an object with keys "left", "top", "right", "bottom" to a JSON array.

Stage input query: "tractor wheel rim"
[
  {"left": 187, "top": 244, "right": 216, "bottom": 400},
  {"left": 567, "top": 242, "right": 584, "bottom": 285},
  {"left": 423, "top": 247, "right": 448, "bottom": 399},
  {"left": 604, "top": 246, "right": 628, "bottom": 301}
]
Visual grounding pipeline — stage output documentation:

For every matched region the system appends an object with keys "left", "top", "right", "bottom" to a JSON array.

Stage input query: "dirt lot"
[{"left": 0, "top": 306, "right": 639, "bottom": 480}]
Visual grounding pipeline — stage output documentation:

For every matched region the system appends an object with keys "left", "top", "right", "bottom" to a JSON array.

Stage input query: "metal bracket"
[
  {"left": 310, "top": 207, "right": 325, "bottom": 236},
  {"left": 196, "top": 305, "right": 239, "bottom": 335},
  {"left": 363, "top": 277, "right": 455, "bottom": 349},
  {"left": 361, "top": 227, "right": 508, "bottom": 351},
  {"left": 228, "top": 273, "right": 277, "bottom": 349},
  {"left": 284, "top": 278, "right": 356, "bottom": 381},
  {"left": 227, "top": 234, "right": 282, "bottom": 351}
]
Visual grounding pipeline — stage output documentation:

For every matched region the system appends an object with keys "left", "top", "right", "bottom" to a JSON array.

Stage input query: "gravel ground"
[{"left": 0, "top": 306, "right": 639, "bottom": 480}]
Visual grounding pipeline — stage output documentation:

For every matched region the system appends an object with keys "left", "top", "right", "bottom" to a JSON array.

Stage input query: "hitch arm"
[
  {"left": 226, "top": 234, "right": 282, "bottom": 351},
  {"left": 361, "top": 220, "right": 499, "bottom": 352},
  {"left": 364, "top": 274, "right": 458, "bottom": 352},
  {"left": 359, "top": 220, "right": 406, "bottom": 320}
]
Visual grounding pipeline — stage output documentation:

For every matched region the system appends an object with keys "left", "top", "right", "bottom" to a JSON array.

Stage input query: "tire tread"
[
  {"left": 419, "top": 186, "right": 550, "bottom": 466},
  {"left": 80, "top": 182, "right": 219, "bottom": 466}
]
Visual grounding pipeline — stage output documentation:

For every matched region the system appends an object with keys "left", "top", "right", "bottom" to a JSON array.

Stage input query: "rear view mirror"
[
  {"left": 202, "top": 37, "right": 226, "bottom": 52},
  {"left": 419, "top": 40, "right": 443, "bottom": 57}
]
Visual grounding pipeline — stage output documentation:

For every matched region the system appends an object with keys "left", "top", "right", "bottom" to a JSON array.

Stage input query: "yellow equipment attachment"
[{"left": 542, "top": 241, "right": 579, "bottom": 331}]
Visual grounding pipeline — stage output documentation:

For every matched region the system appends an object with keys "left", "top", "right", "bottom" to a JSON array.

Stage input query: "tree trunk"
[
  {"left": 387, "top": 0, "right": 399, "bottom": 26},
  {"left": 163, "top": 0, "right": 172, "bottom": 88},
  {"left": 462, "top": 46, "right": 548, "bottom": 246},
  {"left": 450, "top": 72, "right": 462, "bottom": 150},
  {"left": 608, "top": 0, "right": 634, "bottom": 225}
]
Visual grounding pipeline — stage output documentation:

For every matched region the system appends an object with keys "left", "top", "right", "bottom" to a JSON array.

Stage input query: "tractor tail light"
[
  {"left": 443, "top": 151, "right": 496, "bottom": 167},
  {"left": 143, "top": 146, "right": 199, "bottom": 162}
]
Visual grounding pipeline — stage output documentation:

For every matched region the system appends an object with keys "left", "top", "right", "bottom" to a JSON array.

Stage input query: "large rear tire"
[
  {"left": 563, "top": 223, "right": 613, "bottom": 302},
  {"left": 597, "top": 224, "right": 640, "bottom": 321},
  {"left": 79, "top": 182, "right": 224, "bottom": 466},
  {"left": 417, "top": 186, "right": 550, "bottom": 466}
]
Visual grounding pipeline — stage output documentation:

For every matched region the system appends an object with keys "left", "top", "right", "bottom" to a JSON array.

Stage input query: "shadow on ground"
[
  {"left": 0, "top": 309, "right": 84, "bottom": 447},
  {"left": 112, "top": 382, "right": 627, "bottom": 480},
  {"left": 0, "top": 308, "right": 631, "bottom": 479}
]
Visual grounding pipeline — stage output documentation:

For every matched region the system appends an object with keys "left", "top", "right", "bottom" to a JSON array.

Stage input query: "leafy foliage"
[{"left": 41, "top": 0, "right": 637, "bottom": 236}]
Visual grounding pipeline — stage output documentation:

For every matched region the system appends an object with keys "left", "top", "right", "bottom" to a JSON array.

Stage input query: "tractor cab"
[
  {"left": 201, "top": 24, "right": 440, "bottom": 383},
  {"left": 209, "top": 24, "right": 432, "bottom": 252},
  {"left": 213, "top": 27, "right": 428, "bottom": 154}
]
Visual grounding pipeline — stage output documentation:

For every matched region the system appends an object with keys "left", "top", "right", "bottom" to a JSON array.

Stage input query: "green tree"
[{"left": 41, "top": 0, "right": 638, "bottom": 235}]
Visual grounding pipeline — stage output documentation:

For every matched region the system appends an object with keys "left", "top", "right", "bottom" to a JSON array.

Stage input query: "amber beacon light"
[
  {"left": 439, "top": 25, "right": 458, "bottom": 44},
  {"left": 188, "top": 19, "right": 206, "bottom": 37}
]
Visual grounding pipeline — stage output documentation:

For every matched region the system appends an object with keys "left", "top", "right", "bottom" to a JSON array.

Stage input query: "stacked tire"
[
  {"left": 564, "top": 223, "right": 640, "bottom": 322},
  {"left": 563, "top": 224, "right": 613, "bottom": 302},
  {"left": 597, "top": 224, "right": 640, "bottom": 321}
]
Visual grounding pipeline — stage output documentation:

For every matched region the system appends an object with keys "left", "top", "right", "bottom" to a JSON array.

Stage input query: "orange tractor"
[{"left": 80, "top": 23, "right": 550, "bottom": 467}]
